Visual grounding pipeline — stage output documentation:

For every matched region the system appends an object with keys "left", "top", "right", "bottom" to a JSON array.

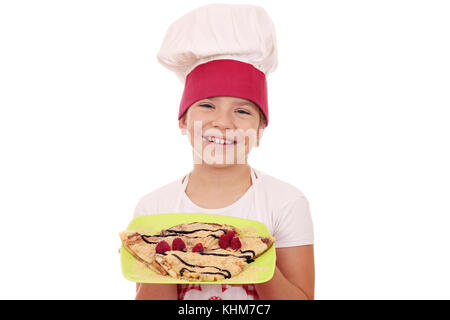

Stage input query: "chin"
[
  {"left": 202, "top": 155, "right": 249, "bottom": 167},
  {"left": 205, "top": 162, "right": 245, "bottom": 168},
  {"left": 191, "top": 143, "right": 251, "bottom": 166}
]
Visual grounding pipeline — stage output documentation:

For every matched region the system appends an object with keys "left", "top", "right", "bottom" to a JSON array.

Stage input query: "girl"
[{"left": 133, "top": 4, "right": 314, "bottom": 300}]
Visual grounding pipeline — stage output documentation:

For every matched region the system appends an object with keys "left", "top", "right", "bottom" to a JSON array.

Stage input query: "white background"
[{"left": 1, "top": 0, "right": 449, "bottom": 299}]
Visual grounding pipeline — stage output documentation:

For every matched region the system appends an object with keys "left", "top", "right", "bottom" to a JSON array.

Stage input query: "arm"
[
  {"left": 254, "top": 245, "right": 315, "bottom": 300},
  {"left": 135, "top": 283, "right": 178, "bottom": 300}
]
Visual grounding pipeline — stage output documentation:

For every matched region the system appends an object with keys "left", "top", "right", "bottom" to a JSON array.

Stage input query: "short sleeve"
[
  {"left": 273, "top": 195, "right": 314, "bottom": 248},
  {"left": 133, "top": 195, "right": 158, "bottom": 218}
]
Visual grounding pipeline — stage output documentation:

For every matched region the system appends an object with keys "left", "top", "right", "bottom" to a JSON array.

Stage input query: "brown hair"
[{"left": 258, "top": 108, "right": 267, "bottom": 129}]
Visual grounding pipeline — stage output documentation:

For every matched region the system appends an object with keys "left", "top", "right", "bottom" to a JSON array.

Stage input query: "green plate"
[{"left": 120, "top": 213, "right": 276, "bottom": 284}]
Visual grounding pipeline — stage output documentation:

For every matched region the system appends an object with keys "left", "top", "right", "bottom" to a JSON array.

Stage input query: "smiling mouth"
[{"left": 202, "top": 136, "right": 237, "bottom": 145}]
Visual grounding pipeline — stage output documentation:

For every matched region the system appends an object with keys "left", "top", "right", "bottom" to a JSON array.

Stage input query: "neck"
[{"left": 188, "top": 164, "right": 252, "bottom": 192}]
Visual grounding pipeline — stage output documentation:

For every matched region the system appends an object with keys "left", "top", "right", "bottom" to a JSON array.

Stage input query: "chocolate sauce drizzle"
[
  {"left": 180, "top": 268, "right": 229, "bottom": 279},
  {"left": 140, "top": 228, "right": 228, "bottom": 244},
  {"left": 239, "top": 249, "right": 256, "bottom": 259},
  {"left": 164, "top": 228, "right": 229, "bottom": 235},
  {"left": 199, "top": 251, "right": 254, "bottom": 263},
  {"left": 209, "top": 248, "right": 256, "bottom": 260},
  {"left": 140, "top": 235, "right": 158, "bottom": 244},
  {"left": 167, "top": 253, "right": 232, "bottom": 279},
  {"left": 141, "top": 228, "right": 259, "bottom": 279}
]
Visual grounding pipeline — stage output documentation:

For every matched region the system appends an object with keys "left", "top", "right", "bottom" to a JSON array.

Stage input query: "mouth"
[{"left": 202, "top": 135, "right": 237, "bottom": 146}]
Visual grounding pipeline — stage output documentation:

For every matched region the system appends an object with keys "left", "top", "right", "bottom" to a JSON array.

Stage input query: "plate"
[{"left": 120, "top": 213, "right": 276, "bottom": 284}]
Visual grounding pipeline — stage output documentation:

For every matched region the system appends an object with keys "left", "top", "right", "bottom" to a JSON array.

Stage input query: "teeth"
[{"left": 205, "top": 136, "right": 234, "bottom": 145}]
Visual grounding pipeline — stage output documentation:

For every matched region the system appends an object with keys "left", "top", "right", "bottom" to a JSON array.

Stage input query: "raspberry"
[
  {"left": 230, "top": 237, "right": 242, "bottom": 250},
  {"left": 172, "top": 237, "right": 186, "bottom": 251},
  {"left": 219, "top": 234, "right": 230, "bottom": 249},
  {"left": 155, "top": 240, "right": 170, "bottom": 253},
  {"left": 192, "top": 243, "right": 204, "bottom": 253},
  {"left": 226, "top": 231, "right": 235, "bottom": 239}
]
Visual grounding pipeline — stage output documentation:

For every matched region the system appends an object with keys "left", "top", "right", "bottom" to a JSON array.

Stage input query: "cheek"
[
  {"left": 187, "top": 111, "right": 211, "bottom": 128},
  {"left": 239, "top": 114, "right": 260, "bottom": 128},
  {"left": 236, "top": 120, "right": 260, "bottom": 136}
]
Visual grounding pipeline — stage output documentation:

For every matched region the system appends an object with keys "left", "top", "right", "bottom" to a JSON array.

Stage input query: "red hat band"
[{"left": 179, "top": 59, "right": 269, "bottom": 126}]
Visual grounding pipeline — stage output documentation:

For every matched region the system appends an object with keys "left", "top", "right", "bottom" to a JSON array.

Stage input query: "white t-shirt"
[{"left": 133, "top": 167, "right": 314, "bottom": 299}]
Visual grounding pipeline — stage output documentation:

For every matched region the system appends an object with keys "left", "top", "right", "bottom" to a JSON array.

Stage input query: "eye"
[
  {"left": 199, "top": 103, "right": 213, "bottom": 108},
  {"left": 236, "top": 109, "right": 251, "bottom": 115}
]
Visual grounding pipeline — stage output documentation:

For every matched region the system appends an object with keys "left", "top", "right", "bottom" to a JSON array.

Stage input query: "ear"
[
  {"left": 257, "top": 126, "right": 264, "bottom": 147},
  {"left": 179, "top": 115, "right": 187, "bottom": 135},
  {"left": 257, "top": 109, "right": 267, "bottom": 146}
]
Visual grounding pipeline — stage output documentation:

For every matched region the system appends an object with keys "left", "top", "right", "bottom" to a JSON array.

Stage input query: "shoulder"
[
  {"left": 254, "top": 168, "right": 308, "bottom": 207},
  {"left": 253, "top": 169, "right": 314, "bottom": 247},
  {"left": 133, "top": 176, "right": 184, "bottom": 217},
  {"left": 139, "top": 177, "right": 182, "bottom": 203}
]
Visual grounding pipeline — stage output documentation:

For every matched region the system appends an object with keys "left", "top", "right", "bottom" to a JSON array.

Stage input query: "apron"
[{"left": 175, "top": 166, "right": 260, "bottom": 300}]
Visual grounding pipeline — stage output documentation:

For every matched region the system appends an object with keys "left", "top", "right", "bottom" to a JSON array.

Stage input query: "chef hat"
[{"left": 157, "top": 3, "right": 278, "bottom": 126}]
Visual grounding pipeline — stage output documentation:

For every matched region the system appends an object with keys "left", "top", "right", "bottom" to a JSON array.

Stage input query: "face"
[{"left": 179, "top": 96, "right": 265, "bottom": 167}]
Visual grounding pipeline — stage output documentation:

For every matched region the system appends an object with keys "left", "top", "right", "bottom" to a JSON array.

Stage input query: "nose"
[{"left": 211, "top": 109, "right": 234, "bottom": 129}]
